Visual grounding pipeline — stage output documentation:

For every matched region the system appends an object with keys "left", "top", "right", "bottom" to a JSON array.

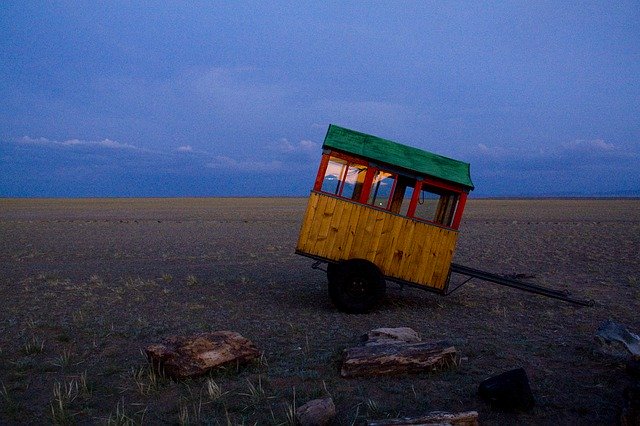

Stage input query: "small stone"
[{"left": 296, "top": 397, "right": 336, "bottom": 426}]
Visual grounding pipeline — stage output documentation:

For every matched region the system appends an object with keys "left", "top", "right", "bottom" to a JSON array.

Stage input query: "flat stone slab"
[
  {"left": 145, "top": 331, "right": 260, "bottom": 379},
  {"left": 596, "top": 319, "right": 640, "bottom": 358},
  {"left": 342, "top": 327, "right": 457, "bottom": 378},
  {"left": 367, "top": 410, "right": 479, "bottom": 425}
]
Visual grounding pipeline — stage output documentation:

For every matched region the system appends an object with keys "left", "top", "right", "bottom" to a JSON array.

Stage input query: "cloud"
[
  {"left": 172, "top": 140, "right": 316, "bottom": 172},
  {"left": 8, "top": 134, "right": 301, "bottom": 179},
  {"left": 20, "top": 136, "right": 141, "bottom": 151},
  {"left": 299, "top": 140, "right": 317, "bottom": 151},
  {"left": 562, "top": 139, "right": 615, "bottom": 152},
  {"left": 270, "top": 138, "right": 319, "bottom": 154},
  {"left": 473, "top": 138, "right": 625, "bottom": 162},
  {"left": 475, "top": 143, "right": 510, "bottom": 157},
  {"left": 206, "top": 156, "right": 282, "bottom": 172}
]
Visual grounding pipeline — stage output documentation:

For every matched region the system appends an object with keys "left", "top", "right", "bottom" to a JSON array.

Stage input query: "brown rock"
[
  {"left": 145, "top": 331, "right": 260, "bottom": 379},
  {"left": 367, "top": 410, "right": 479, "bottom": 426},
  {"left": 363, "top": 327, "right": 421, "bottom": 346},
  {"left": 341, "top": 340, "right": 457, "bottom": 378},
  {"left": 296, "top": 397, "right": 336, "bottom": 426}
]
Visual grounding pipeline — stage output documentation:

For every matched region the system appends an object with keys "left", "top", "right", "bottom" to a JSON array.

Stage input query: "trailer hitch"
[{"left": 450, "top": 263, "right": 595, "bottom": 307}]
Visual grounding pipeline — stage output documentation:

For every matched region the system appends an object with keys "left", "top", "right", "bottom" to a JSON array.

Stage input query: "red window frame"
[
  {"left": 408, "top": 180, "right": 467, "bottom": 229},
  {"left": 314, "top": 152, "right": 372, "bottom": 204},
  {"left": 314, "top": 150, "right": 469, "bottom": 230}
]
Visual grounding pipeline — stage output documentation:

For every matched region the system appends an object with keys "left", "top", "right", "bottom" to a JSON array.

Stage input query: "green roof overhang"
[{"left": 322, "top": 124, "right": 474, "bottom": 190}]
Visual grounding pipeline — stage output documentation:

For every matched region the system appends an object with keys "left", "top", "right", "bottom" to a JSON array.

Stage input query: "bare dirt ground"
[{"left": 0, "top": 197, "right": 638, "bottom": 425}]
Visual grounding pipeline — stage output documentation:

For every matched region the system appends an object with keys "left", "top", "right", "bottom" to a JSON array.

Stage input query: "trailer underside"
[{"left": 301, "top": 253, "right": 594, "bottom": 308}]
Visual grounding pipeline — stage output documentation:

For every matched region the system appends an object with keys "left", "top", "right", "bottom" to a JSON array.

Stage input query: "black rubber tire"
[
  {"left": 327, "top": 259, "right": 386, "bottom": 314},
  {"left": 326, "top": 262, "right": 340, "bottom": 284}
]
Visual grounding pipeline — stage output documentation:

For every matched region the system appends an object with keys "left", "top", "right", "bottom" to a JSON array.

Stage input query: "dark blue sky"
[{"left": 1, "top": 2, "right": 639, "bottom": 197}]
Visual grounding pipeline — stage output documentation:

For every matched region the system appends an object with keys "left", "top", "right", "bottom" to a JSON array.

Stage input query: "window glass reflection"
[
  {"left": 342, "top": 163, "right": 368, "bottom": 200},
  {"left": 321, "top": 158, "right": 347, "bottom": 194},
  {"left": 368, "top": 171, "right": 395, "bottom": 209}
]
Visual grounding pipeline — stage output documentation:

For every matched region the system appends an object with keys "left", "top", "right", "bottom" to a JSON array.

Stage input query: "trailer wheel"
[
  {"left": 327, "top": 259, "right": 385, "bottom": 314},
  {"left": 326, "top": 262, "right": 340, "bottom": 284}
]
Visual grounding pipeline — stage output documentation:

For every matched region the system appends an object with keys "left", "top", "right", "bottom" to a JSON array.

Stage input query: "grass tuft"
[
  {"left": 178, "top": 404, "right": 190, "bottom": 425},
  {"left": 50, "top": 380, "right": 80, "bottom": 425},
  {"left": 178, "top": 398, "right": 205, "bottom": 426},
  {"left": 366, "top": 398, "right": 380, "bottom": 415},
  {"left": 22, "top": 336, "right": 45, "bottom": 355},
  {"left": 204, "top": 378, "right": 226, "bottom": 400},
  {"left": 52, "top": 348, "right": 73, "bottom": 368},
  {"left": 284, "top": 386, "right": 296, "bottom": 426},
  {"left": 240, "top": 377, "right": 267, "bottom": 405},
  {"left": 1, "top": 382, "right": 21, "bottom": 417},
  {"left": 106, "top": 399, "right": 140, "bottom": 425},
  {"left": 72, "top": 309, "right": 85, "bottom": 323},
  {"left": 131, "top": 363, "right": 166, "bottom": 396}
]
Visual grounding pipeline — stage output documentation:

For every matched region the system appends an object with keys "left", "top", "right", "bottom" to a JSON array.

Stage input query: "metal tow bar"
[{"left": 450, "top": 263, "right": 594, "bottom": 307}]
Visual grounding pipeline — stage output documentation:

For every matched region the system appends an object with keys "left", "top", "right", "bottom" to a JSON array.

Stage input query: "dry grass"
[{"left": 0, "top": 197, "right": 639, "bottom": 424}]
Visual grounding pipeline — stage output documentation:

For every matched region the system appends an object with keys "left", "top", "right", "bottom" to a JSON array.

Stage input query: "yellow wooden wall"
[{"left": 296, "top": 192, "right": 459, "bottom": 290}]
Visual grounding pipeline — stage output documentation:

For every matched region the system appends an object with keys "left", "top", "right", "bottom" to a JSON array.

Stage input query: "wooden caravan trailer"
[
  {"left": 296, "top": 125, "right": 592, "bottom": 313},
  {"left": 296, "top": 125, "right": 474, "bottom": 313}
]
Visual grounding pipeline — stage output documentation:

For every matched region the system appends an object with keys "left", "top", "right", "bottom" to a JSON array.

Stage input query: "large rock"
[
  {"left": 596, "top": 320, "right": 640, "bottom": 358},
  {"left": 342, "top": 327, "right": 457, "bottom": 378},
  {"left": 367, "top": 410, "right": 479, "bottom": 426},
  {"left": 145, "top": 331, "right": 260, "bottom": 379},
  {"left": 296, "top": 397, "right": 336, "bottom": 426},
  {"left": 478, "top": 368, "right": 535, "bottom": 411},
  {"left": 627, "top": 359, "right": 640, "bottom": 378}
]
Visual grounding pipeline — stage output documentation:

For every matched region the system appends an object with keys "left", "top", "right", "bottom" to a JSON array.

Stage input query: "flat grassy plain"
[{"left": 0, "top": 197, "right": 638, "bottom": 424}]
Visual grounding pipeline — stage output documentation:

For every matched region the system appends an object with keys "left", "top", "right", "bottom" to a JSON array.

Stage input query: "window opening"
[
  {"left": 389, "top": 175, "right": 415, "bottom": 215},
  {"left": 368, "top": 171, "right": 395, "bottom": 209},
  {"left": 435, "top": 193, "right": 459, "bottom": 225},
  {"left": 319, "top": 155, "right": 368, "bottom": 201},
  {"left": 413, "top": 184, "right": 459, "bottom": 227},
  {"left": 399, "top": 182, "right": 415, "bottom": 216},
  {"left": 341, "top": 163, "right": 368, "bottom": 200},
  {"left": 320, "top": 157, "right": 347, "bottom": 194}
]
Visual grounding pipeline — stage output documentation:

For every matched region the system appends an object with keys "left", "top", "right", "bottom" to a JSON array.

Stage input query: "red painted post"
[
  {"left": 406, "top": 180, "right": 422, "bottom": 218},
  {"left": 451, "top": 192, "right": 468, "bottom": 230},
  {"left": 313, "top": 153, "right": 330, "bottom": 191},
  {"left": 359, "top": 167, "right": 376, "bottom": 204}
]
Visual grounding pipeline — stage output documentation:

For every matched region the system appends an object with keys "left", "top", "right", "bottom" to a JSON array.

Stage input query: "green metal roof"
[{"left": 323, "top": 124, "right": 474, "bottom": 190}]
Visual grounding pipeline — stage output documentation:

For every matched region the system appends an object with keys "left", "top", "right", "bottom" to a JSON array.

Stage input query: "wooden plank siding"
[{"left": 296, "top": 192, "right": 459, "bottom": 291}]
